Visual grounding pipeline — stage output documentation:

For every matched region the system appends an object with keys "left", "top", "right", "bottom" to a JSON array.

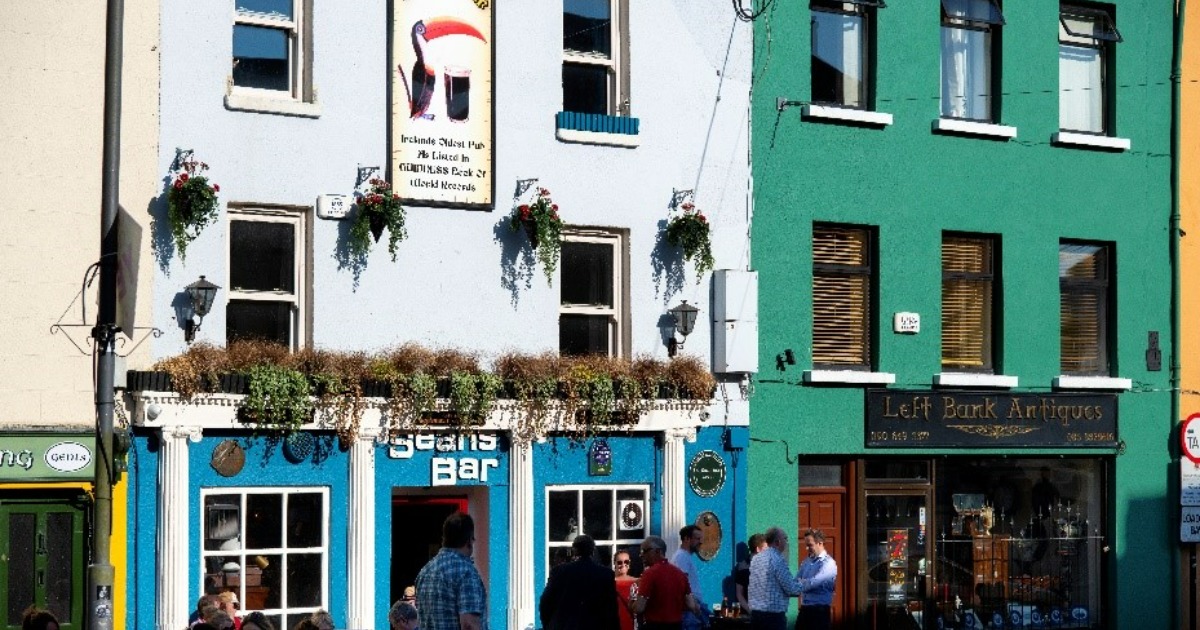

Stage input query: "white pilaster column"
[
  {"left": 347, "top": 429, "right": 380, "bottom": 630},
  {"left": 157, "top": 425, "right": 200, "bottom": 630},
  {"left": 507, "top": 441, "right": 535, "bottom": 630},
  {"left": 662, "top": 427, "right": 696, "bottom": 558}
]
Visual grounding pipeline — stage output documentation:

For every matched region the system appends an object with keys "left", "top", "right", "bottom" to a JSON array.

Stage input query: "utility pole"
[{"left": 91, "top": 0, "right": 124, "bottom": 628}]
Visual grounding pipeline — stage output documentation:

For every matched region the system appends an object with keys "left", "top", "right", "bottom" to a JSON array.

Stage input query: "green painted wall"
[{"left": 750, "top": 1, "right": 1175, "bottom": 627}]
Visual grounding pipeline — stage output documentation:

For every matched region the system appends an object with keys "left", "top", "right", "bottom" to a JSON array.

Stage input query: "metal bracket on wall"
[
  {"left": 670, "top": 188, "right": 695, "bottom": 210},
  {"left": 356, "top": 165, "right": 381, "bottom": 191},
  {"left": 514, "top": 177, "right": 539, "bottom": 199},
  {"left": 777, "top": 97, "right": 803, "bottom": 112},
  {"left": 172, "top": 147, "right": 195, "bottom": 171}
]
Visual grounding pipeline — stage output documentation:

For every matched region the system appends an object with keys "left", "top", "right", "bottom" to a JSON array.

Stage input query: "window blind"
[
  {"left": 1060, "top": 243, "right": 1108, "bottom": 374},
  {"left": 941, "top": 236, "right": 993, "bottom": 370},
  {"left": 813, "top": 226, "right": 871, "bottom": 367}
]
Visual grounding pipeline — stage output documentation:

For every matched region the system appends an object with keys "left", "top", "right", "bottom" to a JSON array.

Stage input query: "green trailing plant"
[
  {"left": 167, "top": 157, "right": 221, "bottom": 260},
  {"left": 350, "top": 178, "right": 408, "bottom": 261},
  {"left": 311, "top": 373, "right": 365, "bottom": 448},
  {"left": 244, "top": 363, "right": 313, "bottom": 434},
  {"left": 665, "top": 201, "right": 714, "bottom": 280},
  {"left": 510, "top": 187, "right": 563, "bottom": 285}
]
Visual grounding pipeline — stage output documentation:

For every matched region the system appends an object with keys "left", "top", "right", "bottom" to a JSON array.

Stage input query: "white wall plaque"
[{"left": 317, "top": 194, "right": 351, "bottom": 219}]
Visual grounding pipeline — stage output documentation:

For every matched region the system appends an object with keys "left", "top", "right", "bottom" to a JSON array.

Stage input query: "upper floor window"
[
  {"left": 1060, "top": 242, "right": 1111, "bottom": 375},
  {"left": 201, "top": 488, "right": 328, "bottom": 630},
  {"left": 227, "top": 207, "right": 308, "bottom": 348},
  {"left": 233, "top": 0, "right": 312, "bottom": 101},
  {"left": 560, "top": 229, "right": 628, "bottom": 357},
  {"left": 811, "top": 0, "right": 882, "bottom": 110},
  {"left": 563, "top": 0, "right": 629, "bottom": 116},
  {"left": 942, "top": 234, "right": 997, "bottom": 372},
  {"left": 1059, "top": 4, "right": 1121, "bottom": 135},
  {"left": 940, "top": 0, "right": 1004, "bottom": 122},
  {"left": 812, "top": 224, "right": 874, "bottom": 369}
]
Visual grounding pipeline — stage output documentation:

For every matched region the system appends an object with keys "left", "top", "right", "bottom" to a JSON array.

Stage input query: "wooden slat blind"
[
  {"left": 813, "top": 226, "right": 870, "bottom": 367},
  {"left": 1060, "top": 243, "right": 1108, "bottom": 374},
  {"left": 941, "top": 236, "right": 993, "bottom": 370}
]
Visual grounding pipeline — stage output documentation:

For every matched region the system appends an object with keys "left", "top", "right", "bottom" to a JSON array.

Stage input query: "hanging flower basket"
[
  {"left": 166, "top": 157, "right": 220, "bottom": 260},
  {"left": 510, "top": 187, "right": 563, "bottom": 285},
  {"left": 350, "top": 179, "right": 408, "bottom": 261},
  {"left": 665, "top": 202, "right": 714, "bottom": 280}
]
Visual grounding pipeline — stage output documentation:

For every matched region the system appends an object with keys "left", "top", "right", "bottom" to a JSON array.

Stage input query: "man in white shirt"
[{"left": 671, "top": 525, "right": 709, "bottom": 630}]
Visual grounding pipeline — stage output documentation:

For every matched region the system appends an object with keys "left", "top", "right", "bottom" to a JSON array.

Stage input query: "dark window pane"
[
  {"left": 286, "top": 553, "right": 323, "bottom": 607},
  {"left": 246, "top": 494, "right": 283, "bottom": 550},
  {"left": 549, "top": 491, "right": 580, "bottom": 542},
  {"left": 6, "top": 513, "right": 34, "bottom": 625},
  {"left": 564, "top": 0, "right": 611, "bottom": 55},
  {"left": 287, "top": 493, "right": 322, "bottom": 548},
  {"left": 864, "top": 460, "right": 929, "bottom": 482},
  {"left": 799, "top": 463, "right": 844, "bottom": 487},
  {"left": 45, "top": 512, "right": 74, "bottom": 618},
  {"left": 230, "top": 220, "right": 295, "bottom": 293},
  {"left": 205, "top": 496, "right": 242, "bottom": 551},
  {"left": 233, "top": 24, "right": 290, "bottom": 91},
  {"left": 286, "top": 615, "right": 307, "bottom": 630},
  {"left": 582, "top": 490, "right": 613, "bottom": 540},
  {"left": 560, "top": 314, "right": 610, "bottom": 356},
  {"left": 561, "top": 242, "right": 613, "bottom": 307},
  {"left": 563, "top": 63, "right": 610, "bottom": 115},
  {"left": 238, "top": 0, "right": 293, "bottom": 19},
  {"left": 258, "top": 553, "right": 284, "bottom": 609},
  {"left": 227, "top": 300, "right": 292, "bottom": 345},
  {"left": 811, "top": 10, "right": 866, "bottom": 107}
]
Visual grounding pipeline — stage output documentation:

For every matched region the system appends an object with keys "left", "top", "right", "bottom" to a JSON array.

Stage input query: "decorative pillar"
[
  {"left": 156, "top": 425, "right": 200, "bottom": 630},
  {"left": 507, "top": 442, "right": 535, "bottom": 630},
  {"left": 662, "top": 427, "right": 696, "bottom": 558},
  {"left": 347, "top": 429, "right": 379, "bottom": 630}
]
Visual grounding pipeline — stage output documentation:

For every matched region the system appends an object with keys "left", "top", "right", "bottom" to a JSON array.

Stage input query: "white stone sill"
[
  {"left": 932, "top": 118, "right": 1017, "bottom": 139},
  {"left": 802, "top": 104, "right": 893, "bottom": 127},
  {"left": 225, "top": 92, "right": 322, "bottom": 118},
  {"left": 555, "top": 128, "right": 640, "bottom": 148},
  {"left": 803, "top": 370, "right": 896, "bottom": 385},
  {"left": 1051, "top": 132, "right": 1130, "bottom": 151},
  {"left": 1052, "top": 375, "right": 1133, "bottom": 391},
  {"left": 933, "top": 373, "right": 1018, "bottom": 388}
]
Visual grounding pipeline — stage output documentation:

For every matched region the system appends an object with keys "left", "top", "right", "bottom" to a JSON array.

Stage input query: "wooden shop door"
[{"left": 799, "top": 490, "right": 848, "bottom": 629}]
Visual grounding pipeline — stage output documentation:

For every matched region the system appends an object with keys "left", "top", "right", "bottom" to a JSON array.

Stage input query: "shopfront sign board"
[
  {"left": 1182, "top": 507, "right": 1200, "bottom": 543},
  {"left": 1182, "top": 414, "right": 1200, "bottom": 463},
  {"left": 865, "top": 390, "right": 1118, "bottom": 448},
  {"left": 1182, "top": 462, "right": 1200, "bottom": 506},
  {"left": 0, "top": 434, "right": 95, "bottom": 481}
]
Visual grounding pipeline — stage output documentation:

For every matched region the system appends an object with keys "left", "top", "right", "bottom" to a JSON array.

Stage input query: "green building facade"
[{"left": 749, "top": 1, "right": 1176, "bottom": 628}]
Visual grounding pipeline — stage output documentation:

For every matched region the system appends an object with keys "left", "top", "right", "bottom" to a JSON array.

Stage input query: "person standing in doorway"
[
  {"left": 748, "top": 527, "right": 803, "bottom": 630},
  {"left": 538, "top": 534, "right": 621, "bottom": 630},
  {"left": 415, "top": 512, "right": 488, "bottom": 630},
  {"left": 389, "top": 601, "right": 421, "bottom": 630},
  {"left": 613, "top": 549, "right": 638, "bottom": 630},
  {"left": 630, "top": 535, "right": 700, "bottom": 630},
  {"left": 671, "top": 525, "right": 709, "bottom": 630},
  {"left": 795, "top": 529, "right": 836, "bottom": 630}
]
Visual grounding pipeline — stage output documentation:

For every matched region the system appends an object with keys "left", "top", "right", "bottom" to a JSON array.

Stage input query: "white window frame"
[
  {"left": 560, "top": 229, "right": 627, "bottom": 358},
  {"left": 1057, "top": 4, "right": 1121, "bottom": 136},
  {"left": 562, "top": 0, "right": 628, "bottom": 116},
  {"left": 199, "top": 486, "right": 330, "bottom": 622},
  {"left": 226, "top": 206, "right": 308, "bottom": 350},
  {"left": 228, "top": 0, "right": 320, "bottom": 116},
  {"left": 939, "top": 0, "right": 1005, "bottom": 122},
  {"left": 544, "top": 484, "right": 650, "bottom": 572}
]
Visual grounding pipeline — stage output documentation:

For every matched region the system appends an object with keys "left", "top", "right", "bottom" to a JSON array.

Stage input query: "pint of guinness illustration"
[{"left": 444, "top": 65, "right": 471, "bottom": 122}]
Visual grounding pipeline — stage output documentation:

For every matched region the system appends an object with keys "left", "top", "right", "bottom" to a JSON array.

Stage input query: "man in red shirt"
[{"left": 630, "top": 535, "right": 701, "bottom": 630}]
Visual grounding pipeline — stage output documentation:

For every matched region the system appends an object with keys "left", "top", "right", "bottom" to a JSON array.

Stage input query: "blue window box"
[{"left": 555, "top": 112, "right": 641, "bottom": 147}]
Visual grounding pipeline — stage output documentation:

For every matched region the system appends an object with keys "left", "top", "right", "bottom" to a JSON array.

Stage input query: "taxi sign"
[{"left": 1183, "top": 414, "right": 1200, "bottom": 464}]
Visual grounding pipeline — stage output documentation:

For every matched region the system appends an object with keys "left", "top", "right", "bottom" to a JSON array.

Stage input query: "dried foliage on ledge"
[{"left": 144, "top": 340, "right": 716, "bottom": 446}]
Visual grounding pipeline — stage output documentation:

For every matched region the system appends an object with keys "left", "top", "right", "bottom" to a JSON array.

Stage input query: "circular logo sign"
[
  {"left": 1183, "top": 414, "right": 1200, "bottom": 464},
  {"left": 44, "top": 441, "right": 92, "bottom": 473},
  {"left": 688, "top": 450, "right": 726, "bottom": 498}
]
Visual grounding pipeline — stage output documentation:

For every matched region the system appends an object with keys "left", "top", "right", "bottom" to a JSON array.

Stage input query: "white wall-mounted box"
[
  {"left": 714, "top": 319, "right": 758, "bottom": 374},
  {"left": 316, "top": 194, "right": 352, "bottom": 219},
  {"left": 713, "top": 269, "right": 758, "bottom": 323},
  {"left": 893, "top": 312, "right": 920, "bottom": 334}
]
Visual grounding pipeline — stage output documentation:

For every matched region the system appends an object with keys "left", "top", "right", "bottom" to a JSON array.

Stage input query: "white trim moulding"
[
  {"left": 933, "top": 373, "right": 1018, "bottom": 388},
  {"left": 1052, "top": 375, "right": 1133, "bottom": 391},
  {"left": 932, "top": 118, "right": 1017, "bottom": 139},
  {"left": 225, "top": 93, "right": 322, "bottom": 118},
  {"left": 1051, "top": 132, "right": 1131, "bottom": 151},
  {"left": 555, "top": 129, "right": 641, "bottom": 148},
  {"left": 802, "top": 105, "right": 893, "bottom": 127},
  {"left": 804, "top": 370, "right": 896, "bottom": 385}
]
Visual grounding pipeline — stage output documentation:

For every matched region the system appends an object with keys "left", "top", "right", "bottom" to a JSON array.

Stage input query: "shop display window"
[
  {"left": 546, "top": 485, "right": 648, "bottom": 574},
  {"left": 201, "top": 488, "right": 328, "bottom": 630}
]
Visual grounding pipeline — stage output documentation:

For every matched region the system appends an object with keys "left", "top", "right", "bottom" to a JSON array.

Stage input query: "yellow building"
[
  {"left": 0, "top": 4, "right": 158, "bottom": 628},
  {"left": 1181, "top": 0, "right": 1200, "bottom": 625}
]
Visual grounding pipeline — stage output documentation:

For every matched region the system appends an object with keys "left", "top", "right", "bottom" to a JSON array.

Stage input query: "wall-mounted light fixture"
[
  {"left": 667, "top": 300, "right": 700, "bottom": 357},
  {"left": 775, "top": 348, "right": 796, "bottom": 371},
  {"left": 183, "top": 275, "right": 220, "bottom": 343}
]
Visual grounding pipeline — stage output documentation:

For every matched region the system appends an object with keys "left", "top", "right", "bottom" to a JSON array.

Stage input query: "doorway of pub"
[{"left": 390, "top": 495, "right": 467, "bottom": 606}]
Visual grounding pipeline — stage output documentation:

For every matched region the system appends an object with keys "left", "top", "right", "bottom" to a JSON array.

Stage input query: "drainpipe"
[{"left": 1171, "top": 0, "right": 1187, "bottom": 626}]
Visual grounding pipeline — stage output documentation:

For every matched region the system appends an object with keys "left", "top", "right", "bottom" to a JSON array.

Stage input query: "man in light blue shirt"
[
  {"left": 795, "top": 529, "right": 837, "bottom": 630},
  {"left": 747, "top": 527, "right": 803, "bottom": 630},
  {"left": 671, "top": 524, "right": 709, "bottom": 630}
]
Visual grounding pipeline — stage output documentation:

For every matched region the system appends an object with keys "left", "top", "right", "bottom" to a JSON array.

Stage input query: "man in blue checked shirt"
[
  {"left": 795, "top": 529, "right": 837, "bottom": 630},
  {"left": 415, "top": 512, "right": 488, "bottom": 630},
  {"left": 747, "top": 527, "right": 802, "bottom": 630}
]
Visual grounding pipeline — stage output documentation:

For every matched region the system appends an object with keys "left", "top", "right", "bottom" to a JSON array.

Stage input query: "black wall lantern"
[
  {"left": 667, "top": 300, "right": 700, "bottom": 357},
  {"left": 184, "top": 275, "right": 220, "bottom": 343}
]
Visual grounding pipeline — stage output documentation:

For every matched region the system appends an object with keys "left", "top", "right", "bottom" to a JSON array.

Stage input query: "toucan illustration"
[{"left": 398, "top": 17, "right": 486, "bottom": 119}]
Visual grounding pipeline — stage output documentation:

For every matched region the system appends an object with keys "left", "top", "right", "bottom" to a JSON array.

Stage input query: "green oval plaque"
[{"left": 688, "top": 450, "right": 726, "bottom": 498}]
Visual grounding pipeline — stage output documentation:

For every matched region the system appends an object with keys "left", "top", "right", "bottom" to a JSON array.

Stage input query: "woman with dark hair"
[
  {"left": 20, "top": 607, "right": 59, "bottom": 630},
  {"left": 240, "top": 612, "right": 275, "bottom": 630}
]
